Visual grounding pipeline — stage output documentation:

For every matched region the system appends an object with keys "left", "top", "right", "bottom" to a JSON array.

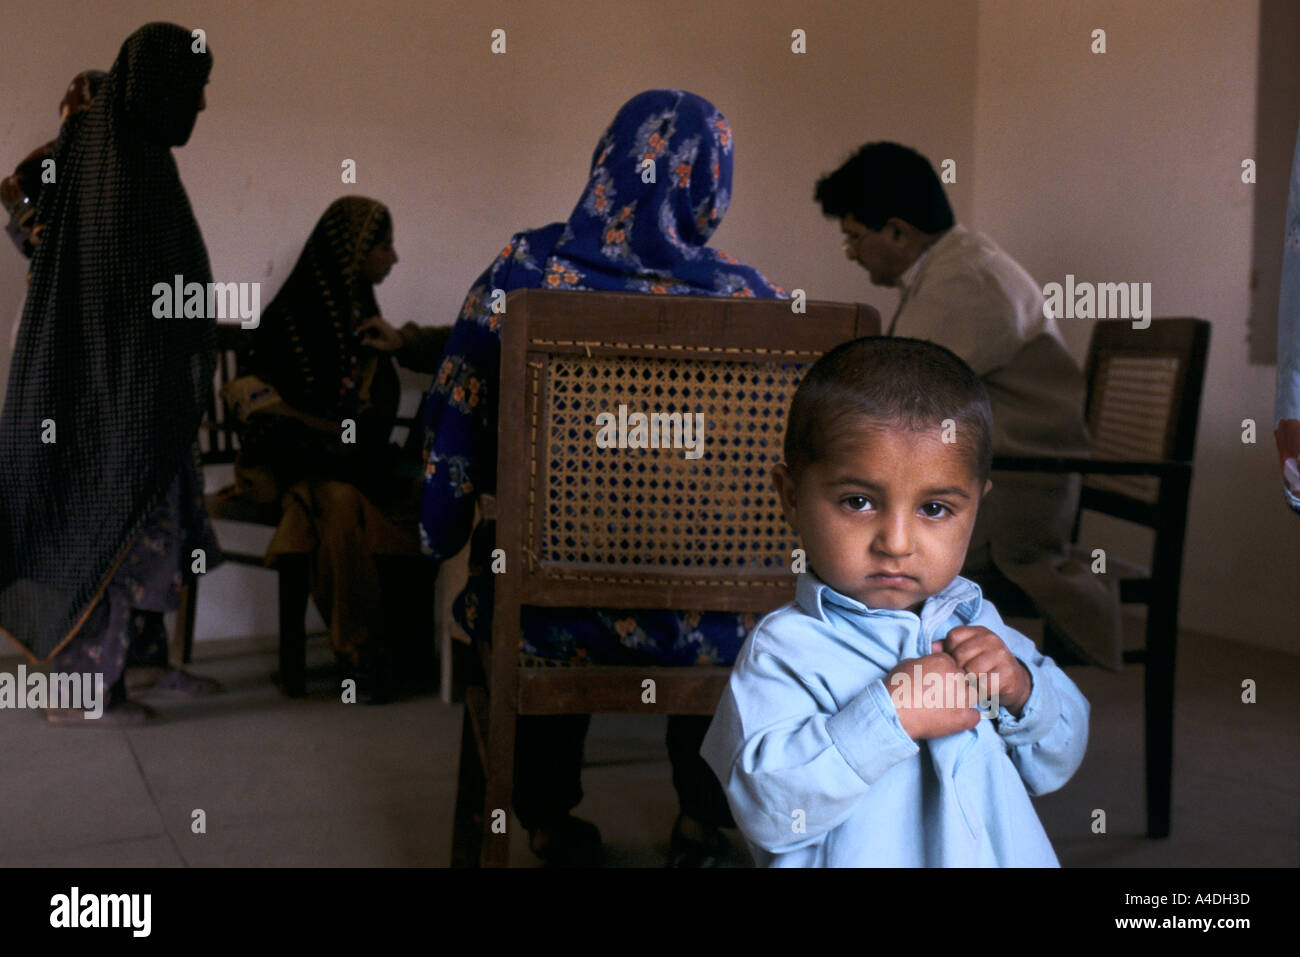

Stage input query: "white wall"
[
  {"left": 4, "top": 1, "right": 1290, "bottom": 655},
  {"left": 0, "top": 0, "right": 979, "bottom": 641},
  {"left": 972, "top": 0, "right": 1297, "bottom": 653}
]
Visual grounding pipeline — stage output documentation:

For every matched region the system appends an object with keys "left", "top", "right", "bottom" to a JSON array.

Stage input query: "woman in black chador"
[{"left": 0, "top": 22, "right": 221, "bottom": 723}]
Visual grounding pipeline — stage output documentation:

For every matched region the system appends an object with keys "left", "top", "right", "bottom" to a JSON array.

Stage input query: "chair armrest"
[
  {"left": 387, "top": 415, "right": 418, "bottom": 441},
  {"left": 991, "top": 456, "right": 1190, "bottom": 477}
]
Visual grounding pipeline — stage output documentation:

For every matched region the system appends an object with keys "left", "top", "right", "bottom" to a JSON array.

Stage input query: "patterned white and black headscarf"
[
  {"left": 0, "top": 22, "right": 215, "bottom": 660},
  {"left": 245, "top": 196, "right": 393, "bottom": 420}
]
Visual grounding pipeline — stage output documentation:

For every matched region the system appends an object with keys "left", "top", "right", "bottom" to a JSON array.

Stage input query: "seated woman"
[
  {"left": 420, "top": 90, "right": 786, "bottom": 865},
  {"left": 231, "top": 196, "right": 449, "bottom": 702}
]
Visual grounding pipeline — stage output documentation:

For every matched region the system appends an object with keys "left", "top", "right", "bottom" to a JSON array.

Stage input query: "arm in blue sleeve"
[
  {"left": 973, "top": 601, "right": 1090, "bottom": 796},
  {"left": 419, "top": 258, "right": 505, "bottom": 560},
  {"left": 702, "top": 642, "right": 918, "bottom": 856}
]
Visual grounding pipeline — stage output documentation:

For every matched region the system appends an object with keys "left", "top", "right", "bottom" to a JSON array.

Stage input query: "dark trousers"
[{"left": 512, "top": 713, "right": 736, "bottom": 831}]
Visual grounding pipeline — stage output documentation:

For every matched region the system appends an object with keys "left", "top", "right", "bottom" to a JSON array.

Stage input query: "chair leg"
[
  {"left": 451, "top": 693, "right": 486, "bottom": 867},
  {"left": 480, "top": 687, "right": 518, "bottom": 867},
  {"left": 1144, "top": 473, "right": 1190, "bottom": 839},
  {"left": 479, "top": 774, "right": 514, "bottom": 865},
  {"left": 1144, "top": 604, "right": 1176, "bottom": 839},
  {"left": 440, "top": 627, "right": 453, "bottom": 706},
  {"left": 277, "top": 556, "right": 311, "bottom": 697},
  {"left": 172, "top": 580, "right": 199, "bottom": 666},
  {"left": 449, "top": 637, "right": 476, "bottom": 704}
]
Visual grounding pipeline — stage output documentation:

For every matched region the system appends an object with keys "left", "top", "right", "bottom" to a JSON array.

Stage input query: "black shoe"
[
  {"left": 360, "top": 665, "right": 397, "bottom": 705},
  {"left": 667, "top": 814, "right": 729, "bottom": 868},
  {"left": 528, "top": 816, "right": 603, "bottom": 868},
  {"left": 358, "top": 649, "right": 398, "bottom": 705},
  {"left": 334, "top": 654, "right": 393, "bottom": 704}
]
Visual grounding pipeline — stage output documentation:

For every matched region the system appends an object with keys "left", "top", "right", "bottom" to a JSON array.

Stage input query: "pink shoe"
[
  {"left": 133, "top": 668, "right": 222, "bottom": 697},
  {"left": 46, "top": 700, "right": 160, "bottom": 726}
]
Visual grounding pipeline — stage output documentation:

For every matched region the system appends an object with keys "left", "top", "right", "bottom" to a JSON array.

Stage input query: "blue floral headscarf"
[
  {"left": 419, "top": 89, "right": 785, "bottom": 559},
  {"left": 546, "top": 88, "right": 775, "bottom": 294}
]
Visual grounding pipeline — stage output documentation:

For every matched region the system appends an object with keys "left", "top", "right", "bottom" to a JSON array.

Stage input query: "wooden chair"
[
  {"left": 450, "top": 289, "right": 880, "bottom": 866},
  {"left": 173, "top": 323, "right": 427, "bottom": 697},
  {"left": 987, "top": 318, "right": 1211, "bottom": 839},
  {"left": 169, "top": 324, "right": 313, "bottom": 694}
]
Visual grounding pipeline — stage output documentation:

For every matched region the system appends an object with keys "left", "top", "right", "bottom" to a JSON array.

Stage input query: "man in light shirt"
[{"left": 813, "top": 142, "right": 1121, "bottom": 669}]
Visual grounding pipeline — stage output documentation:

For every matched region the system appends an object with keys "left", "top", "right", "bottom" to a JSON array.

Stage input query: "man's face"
[
  {"left": 839, "top": 213, "right": 907, "bottom": 287},
  {"left": 773, "top": 419, "right": 989, "bottom": 613}
]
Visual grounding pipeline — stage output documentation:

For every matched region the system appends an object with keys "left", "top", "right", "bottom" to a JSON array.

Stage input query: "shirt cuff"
[
  {"left": 994, "top": 656, "right": 1060, "bottom": 746},
  {"left": 396, "top": 321, "right": 423, "bottom": 351},
  {"left": 826, "top": 679, "right": 918, "bottom": 785},
  {"left": 396, "top": 323, "right": 453, "bottom": 374}
]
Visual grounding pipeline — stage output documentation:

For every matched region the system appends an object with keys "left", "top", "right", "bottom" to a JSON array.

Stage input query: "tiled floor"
[{"left": 1, "top": 619, "right": 1295, "bottom": 867}]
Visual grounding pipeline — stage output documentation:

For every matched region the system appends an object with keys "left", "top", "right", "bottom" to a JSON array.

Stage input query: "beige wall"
[
  {"left": 2, "top": 1, "right": 1290, "bottom": 654},
  {"left": 0, "top": 0, "right": 978, "bottom": 641},
  {"left": 972, "top": 0, "right": 1297, "bottom": 653}
]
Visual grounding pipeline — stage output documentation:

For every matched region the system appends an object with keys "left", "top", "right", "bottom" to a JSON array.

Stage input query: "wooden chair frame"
[
  {"left": 451, "top": 289, "right": 879, "bottom": 866},
  {"left": 176, "top": 323, "right": 419, "bottom": 697},
  {"left": 989, "top": 317, "right": 1210, "bottom": 839}
]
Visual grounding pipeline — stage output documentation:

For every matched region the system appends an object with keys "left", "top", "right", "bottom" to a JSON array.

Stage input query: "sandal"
[
  {"left": 131, "top": 668, "right": 222, "bottom": 697},
  {"left": 46, "top": 700, "right": 160, "bottom": 726}
]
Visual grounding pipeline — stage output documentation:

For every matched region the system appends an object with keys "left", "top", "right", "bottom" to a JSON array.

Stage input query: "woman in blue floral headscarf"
[{"left": 420, "top": 90, "right": 785, "bottom": 866}]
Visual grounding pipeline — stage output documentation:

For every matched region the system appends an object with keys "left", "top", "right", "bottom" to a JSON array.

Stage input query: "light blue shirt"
[{"left": 701, "top": 572, "right": 1090, "bottom": 867}]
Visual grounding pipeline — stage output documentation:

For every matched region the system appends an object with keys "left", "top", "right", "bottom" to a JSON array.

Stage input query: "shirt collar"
[
  {"left": 897, "top": 223, "right": 964, "bottom": 296},
  {"left": 795, "top": 569, "right": 983, "bottom": 630}
]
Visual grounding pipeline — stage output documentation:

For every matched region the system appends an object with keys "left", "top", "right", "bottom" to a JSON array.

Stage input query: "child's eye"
[
  {"left": 842, "top": 495, "right": 873, "bottom": 512},
  {"left": 920, "top": 502, "right": 951, "bottom": 518}
]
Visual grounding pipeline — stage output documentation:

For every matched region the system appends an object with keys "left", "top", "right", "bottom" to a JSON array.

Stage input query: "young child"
[{"left": 701, "top": 337, "right": 1089, "bottom": 866}]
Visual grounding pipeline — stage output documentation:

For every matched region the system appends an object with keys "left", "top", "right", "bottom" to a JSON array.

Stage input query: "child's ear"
[
  {"left": 771, "top": 462, "right": 799, "bottom": 529},
  {"left": 982, "top": 478, "right": 993, "bottom": 497}
]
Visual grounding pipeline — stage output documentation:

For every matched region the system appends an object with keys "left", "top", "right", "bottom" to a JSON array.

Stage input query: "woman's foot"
[
  {"left": 667, "top": 813, "right": 730, "bottom": 867},
  {"left": 361, "top": 669, "right": 396, "bottom": 705},
  {"left": 528, "top": 815, "right": 603, "bottom": 867},
  {"left": 46, "top": 700, "right": 159, "bottom": 726},
  {"left": 128, "top": 667, "right": 221, "bottom": 697},
  {"left": 336, "top": 654, "right": 395, "bottom": 705}
]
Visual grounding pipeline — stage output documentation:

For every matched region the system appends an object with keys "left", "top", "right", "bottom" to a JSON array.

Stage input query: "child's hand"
[
  {"left": 940, "top": 626, "right": 1033, "bottom": 718},
  {"left": 884, "top": 651, "right": 981, "bottom": 741}
]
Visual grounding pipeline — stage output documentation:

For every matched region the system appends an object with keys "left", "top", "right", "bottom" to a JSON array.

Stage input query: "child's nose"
[{"left": 874, "top": 513, "right": 913, "bottom": 555}]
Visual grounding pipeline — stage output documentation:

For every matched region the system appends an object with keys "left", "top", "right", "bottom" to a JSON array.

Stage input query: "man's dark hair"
[
  {"left": 784, "top": 337, "right": 992, "bottom": 483},
  {"left": 814, "top": 142, "right": 955, "bottom": 234}
]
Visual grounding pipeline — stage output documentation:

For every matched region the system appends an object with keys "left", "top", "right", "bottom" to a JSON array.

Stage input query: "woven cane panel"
[
  {"left": 533, "top": 353, "right": 808, "bottom": 572},
  {"left": 1085, "top": 354, "right": 1179, "bottom": 504}
]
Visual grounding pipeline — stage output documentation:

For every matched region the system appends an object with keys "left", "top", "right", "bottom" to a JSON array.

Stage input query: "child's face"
[{"left": 773, "top": 419, "right": 990, "bottom": 613}]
